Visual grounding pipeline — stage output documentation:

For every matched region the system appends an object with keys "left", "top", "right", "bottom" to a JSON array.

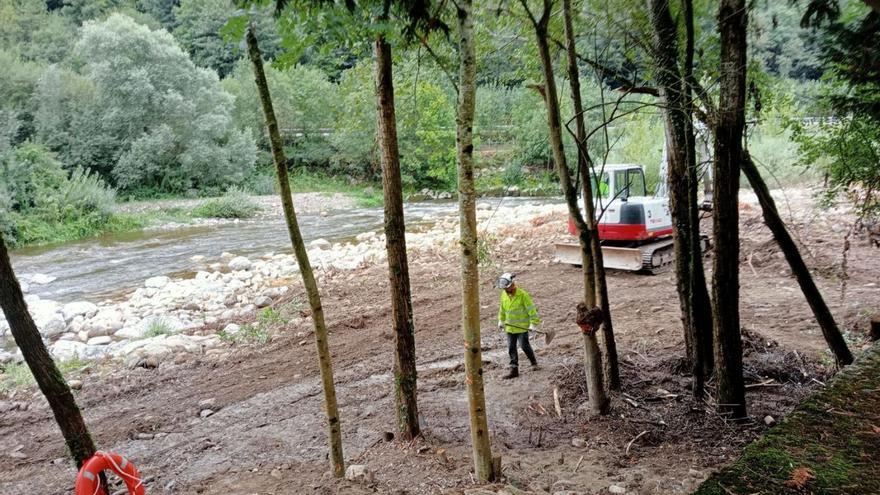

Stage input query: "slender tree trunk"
[
  {"left": 563, "top": 0, "right": 620, "bottom": 392},
  {"left": 0, "top": 234, "right": 97, "bottom": 468},
  {"left": 374, "top": 33, "right": 420, "bottom": 440},
  {"left": 246, "top": 24, "right": 345, "bottom": 476},
  {"left": 648, "top": 0, "right": 713, "bottom": 397},
  {"left": 741, "top": 151, "right": 854, "bottom": 366},
  {"left": 683, "top": 0, "right": 715, "bottom": 386},
  {"left": 712, "top": 0, "right": 747, "bottom": 419},
  {"left": 456, "top": 0, "right": 495, "bottom": 481},
  {"left": 527, "top": 0, "right": 608, "bottom": 414}
]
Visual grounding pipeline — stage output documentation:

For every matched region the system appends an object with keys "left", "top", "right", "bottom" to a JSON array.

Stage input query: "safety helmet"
[{"left": 495, "top": 272, "right": 515, "bottom": 289}]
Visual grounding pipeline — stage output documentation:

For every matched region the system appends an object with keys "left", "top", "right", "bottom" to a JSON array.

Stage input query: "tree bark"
[
  {"left": 374, "top": 33, "right": 420, "bottom": 440},
  {"left": 526, "top": 0, "right": 608, "bottom": 414},
  {"left": 562, "top": 0, "right": 620, "bottom": 392},
  {"left": 741, "top": 151, "right": 854, "bottom": 366},
  {"left": 648, "top": 0, "right": 713, "bottom": 397},
  {"left": 0, "top": 234, "right": 97, "bottom": 468},
  {"left": 682, "top": 0, "right": 715, "bottom": 392},
  {"left": 246, "top": 24, "right": 345, "bottom": 477},
  {"left": 712, "top": 0, "right": 747, "bottom": 419},
  {"left": 456, "top": 0, "right": 495, "bottom": 481}
]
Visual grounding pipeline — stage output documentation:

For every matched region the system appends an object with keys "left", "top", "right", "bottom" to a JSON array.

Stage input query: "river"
[{"left": 10, "top": 197, "right": 559, "bottom": 303}]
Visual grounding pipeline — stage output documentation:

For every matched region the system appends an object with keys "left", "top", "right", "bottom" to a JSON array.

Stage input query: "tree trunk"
[
  {"left": 648, "top": 0, "right": 713, "bottom": 397},
  {"left": 456, "top": 0, "right": 495, "bottom": 481},
  {"left": 712, "top": 0, "right": 747, "bottom": 419},
  {"left": 0, "top": 234, "right": 97, "bottom": 468},
  {"left": 528, "top": 0, "right": 608, "bottom": 414},
  {"left": 374, "top": 33, "right": 420, "bottom": 440},
  {"left": 741, "top": 151, "right": 854, "bottom": 366},
  {"left": 246, "top": 24, "right": 345, "bottom": 477},
  {"left": 682, "top": 0, "right": 715, "bottom": 389},
  {"left": 563, "top": 0, "right": 620, "bottom": 392}
]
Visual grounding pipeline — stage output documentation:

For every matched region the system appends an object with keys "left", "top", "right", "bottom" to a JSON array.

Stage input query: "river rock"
[
  {"left": 190, "top": 255, "right": 206, "bottom": 263},
  {"left": 30, "top": 273, "right": 57, "bottom": 285},
  {"left": 232, "top": 270, "right": 252, "bottom": 281},
  {"left": 51, "top": 341, "right": 102, "bottom": 361},
  {"left": 84, "top": 309, "right": 124, "bottom": 336},
  {"left": 222, "top": 323, "right": 241, "bottom": 336},
  {"left": 344, "top": 464, "right": 373, "bottom": 483},
  {"left": 0, "top": 351, "right": 15, "bottom": 364},
  {"left": 309, "top": 238, "right": 331, "bottom": 250},
  {"left": 62, "top": 301, "right": 98, "bottom": 321},
  {"left": 145, "top": 276, "right": 170, "bottom": 289},
  {"left": 68, "top": 379, "right": 83, "bottom": 390},
  {"left": 228, "top": 257, "right": 252, "bottom": 271},
  {"left": 19, "top": 281, "right": 29, "bottom": 293},
  {"left": 87, "top": 336, "right": 112, "bottom": 346},
  {"left": 254, "top": 296, "right": 273, "bottom": 308},
  {"left": 39, "top": 315, "right": 67, "bottom": 338}
]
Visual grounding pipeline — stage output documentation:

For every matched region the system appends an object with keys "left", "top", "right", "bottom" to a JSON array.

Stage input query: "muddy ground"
[{"left": 2, "top": 192, "right": 878, "bottom": 495}]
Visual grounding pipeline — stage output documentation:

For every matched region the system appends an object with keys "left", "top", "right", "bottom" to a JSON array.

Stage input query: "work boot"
[
  {"left": 531, "top": 362, "right": 541, "bottom": 371},
  {"left": 503, "top": 368, "right": 519, "bottom": 379}
]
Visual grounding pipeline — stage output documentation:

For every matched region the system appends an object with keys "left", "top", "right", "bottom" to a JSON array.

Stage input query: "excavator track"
[{"left": 553, "top": 236, "right": 710, "bottom": 275}]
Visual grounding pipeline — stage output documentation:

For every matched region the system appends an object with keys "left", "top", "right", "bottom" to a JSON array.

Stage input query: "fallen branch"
[
  {"left": 745, "top": 379, "right": 780, "bottom": 389},
  {"left": 553, "top": 387, "right": 563, "bottom": 418},
  {"left": 625, "top": 430, "right": 649, "bottom": 455},
  {"left": 573, "top": 455, "right": 584, "bottom": 473}
]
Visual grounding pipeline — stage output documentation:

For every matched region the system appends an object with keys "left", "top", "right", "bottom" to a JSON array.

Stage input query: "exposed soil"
[{"left": 2, "top": 191, "right": 878, "bottom": 495}]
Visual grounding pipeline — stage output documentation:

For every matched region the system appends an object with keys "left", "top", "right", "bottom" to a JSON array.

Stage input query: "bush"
[{"left": 192, "top": 187, "right": 261, "bottom": 219}]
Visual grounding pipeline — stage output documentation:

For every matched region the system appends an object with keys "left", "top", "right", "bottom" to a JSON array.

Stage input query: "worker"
[{"left": 496, "top": 272, "right": 541, "bottom": 379}]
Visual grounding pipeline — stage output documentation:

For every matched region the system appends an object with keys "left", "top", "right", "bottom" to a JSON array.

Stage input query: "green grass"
[
  {"left": 8, "top": 212, "right": 149, "bottom": 249},
  {"left": 694, "top": 345, "right": 880, "bottom": 495},
  {"left": 0, "top": 356, "right": 91, "bottom": 392},
  {"left": 144, "top": 320, "right": 172, "bottom": 338},
  {"left": 192, "top": 187, "right": 262, "bottom": 219},
  {"left": 218, "top": 324, "right": 269, "bottom": 345},
  {"left": 287, "top": 169, "right": 384, "bottom": 208}
]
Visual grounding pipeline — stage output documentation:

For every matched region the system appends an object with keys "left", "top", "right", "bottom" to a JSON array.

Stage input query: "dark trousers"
[{"left": 507, "top": 332, "right": 537, "bottom": 369}]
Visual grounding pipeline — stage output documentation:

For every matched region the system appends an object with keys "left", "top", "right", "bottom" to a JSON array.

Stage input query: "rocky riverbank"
[{"left": 0, "top": 201, "right": 566, "bottom": 371}]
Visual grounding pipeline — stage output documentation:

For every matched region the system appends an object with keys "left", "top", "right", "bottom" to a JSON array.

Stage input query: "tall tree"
[
  {"left": 246, "top": 23, "right": 345, "bottom": 477},
  {"left": 681, "top": 0, "right": 715, "bottom": 389},
  {"left": 740, "top": 152, "right": 854, "bottom": 366},
  {"left": 647, "top": 0, "right": 713, "bottom": 396},
  {"left": 0, "top": 233, "right": 98, "bottom": 468},
  {"left": 562, "top": 0, "right": 620, "bottom": 394},
  {"left": 456, "top": 0, "right": 496, "bottom": 480},
  {"left": 521, "top": 0, "right": 609, "bottom": 414},
  {"left": 712, "top": 0, "right": 747, "bottom": 419},
  {"left": 373, "top": 20, "right": 420, "bottom": 440}
]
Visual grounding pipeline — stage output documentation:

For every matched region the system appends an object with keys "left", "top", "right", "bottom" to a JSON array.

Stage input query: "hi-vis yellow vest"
[{"left": 498, "top": 288, "right": 541, "bottom": 334}]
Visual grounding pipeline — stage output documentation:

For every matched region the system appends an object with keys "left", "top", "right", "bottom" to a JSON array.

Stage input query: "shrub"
[{"left": 192, "top": 187, "right": 261, "bottom": 219}]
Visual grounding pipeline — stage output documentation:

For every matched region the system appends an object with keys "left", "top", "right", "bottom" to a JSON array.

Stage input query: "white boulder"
[
  {"left": 62, "top": 301, "right": 98, "bottom": 321},
  {"left": 309, "top": 239, "right": 331, "bottom": 250},
  {"left": 87, "top": 336, "right": 112, "bottom": 346},
  {"left": 145, "top": 276, "right": 170, "bottom": 289},
  {"left": 228, "top": 256, "right": 252, "bottom": 271}
]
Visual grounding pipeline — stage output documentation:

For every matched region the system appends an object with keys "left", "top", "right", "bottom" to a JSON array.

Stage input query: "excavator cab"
[{"left": 591, "top": 165, "right": 648, "bottom": 203}]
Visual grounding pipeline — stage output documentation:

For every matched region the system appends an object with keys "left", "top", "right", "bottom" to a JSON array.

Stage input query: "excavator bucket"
[{"left": 553, "top": 242, "right": 644, "bottom": 272}]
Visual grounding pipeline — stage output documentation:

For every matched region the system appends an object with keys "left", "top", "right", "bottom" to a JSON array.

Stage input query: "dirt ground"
[{"left": 2, "top": 192, "right": 878, "bottom": 495}]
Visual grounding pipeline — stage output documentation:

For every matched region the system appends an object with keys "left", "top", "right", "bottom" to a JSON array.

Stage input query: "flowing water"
[{"left": 10, "top": 197, "right": 559, "bottom": 303}]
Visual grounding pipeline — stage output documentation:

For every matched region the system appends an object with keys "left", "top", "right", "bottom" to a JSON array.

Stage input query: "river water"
[{"left": 10, "top": 197, "right": 558, "bottom": 303}]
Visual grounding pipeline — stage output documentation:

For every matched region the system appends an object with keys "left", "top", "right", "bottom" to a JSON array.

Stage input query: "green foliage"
[
  {"left": 0, "top": 362, "right": 35, "bottom": 390},
  {"left": 218, "top": 323, "right": 269, "bottom": 344},
  {"left": 0, "top": 355, "right": 91, "bottom": 392},
  {"left": 144, "top": 320, "right": 173, "bottom": 337},
  {"left": 192, "top": 187, "right": 262, "bottom": 218},
  {"left": 257, "top": 307, "right": 287, "bottom": 326},
  {"left": 790, "top": 116, "right": 880, "bottom": 217},
  {"left": 76, "top": 14, "right": 257, "bottom": 193}
]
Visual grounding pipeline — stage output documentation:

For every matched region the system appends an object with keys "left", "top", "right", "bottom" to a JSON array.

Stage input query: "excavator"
[{"left": 553, "top": 163, "right": 708, "bottom": 273}]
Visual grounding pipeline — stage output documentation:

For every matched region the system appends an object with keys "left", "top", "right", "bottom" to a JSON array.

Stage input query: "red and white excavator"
[{"left": 553, "top": 164, "right": 682, "bottom": 273}]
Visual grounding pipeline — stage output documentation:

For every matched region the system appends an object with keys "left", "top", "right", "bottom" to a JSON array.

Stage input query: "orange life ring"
[{"left": 75, "top": 451, "right": 146, "bottom": 495}]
